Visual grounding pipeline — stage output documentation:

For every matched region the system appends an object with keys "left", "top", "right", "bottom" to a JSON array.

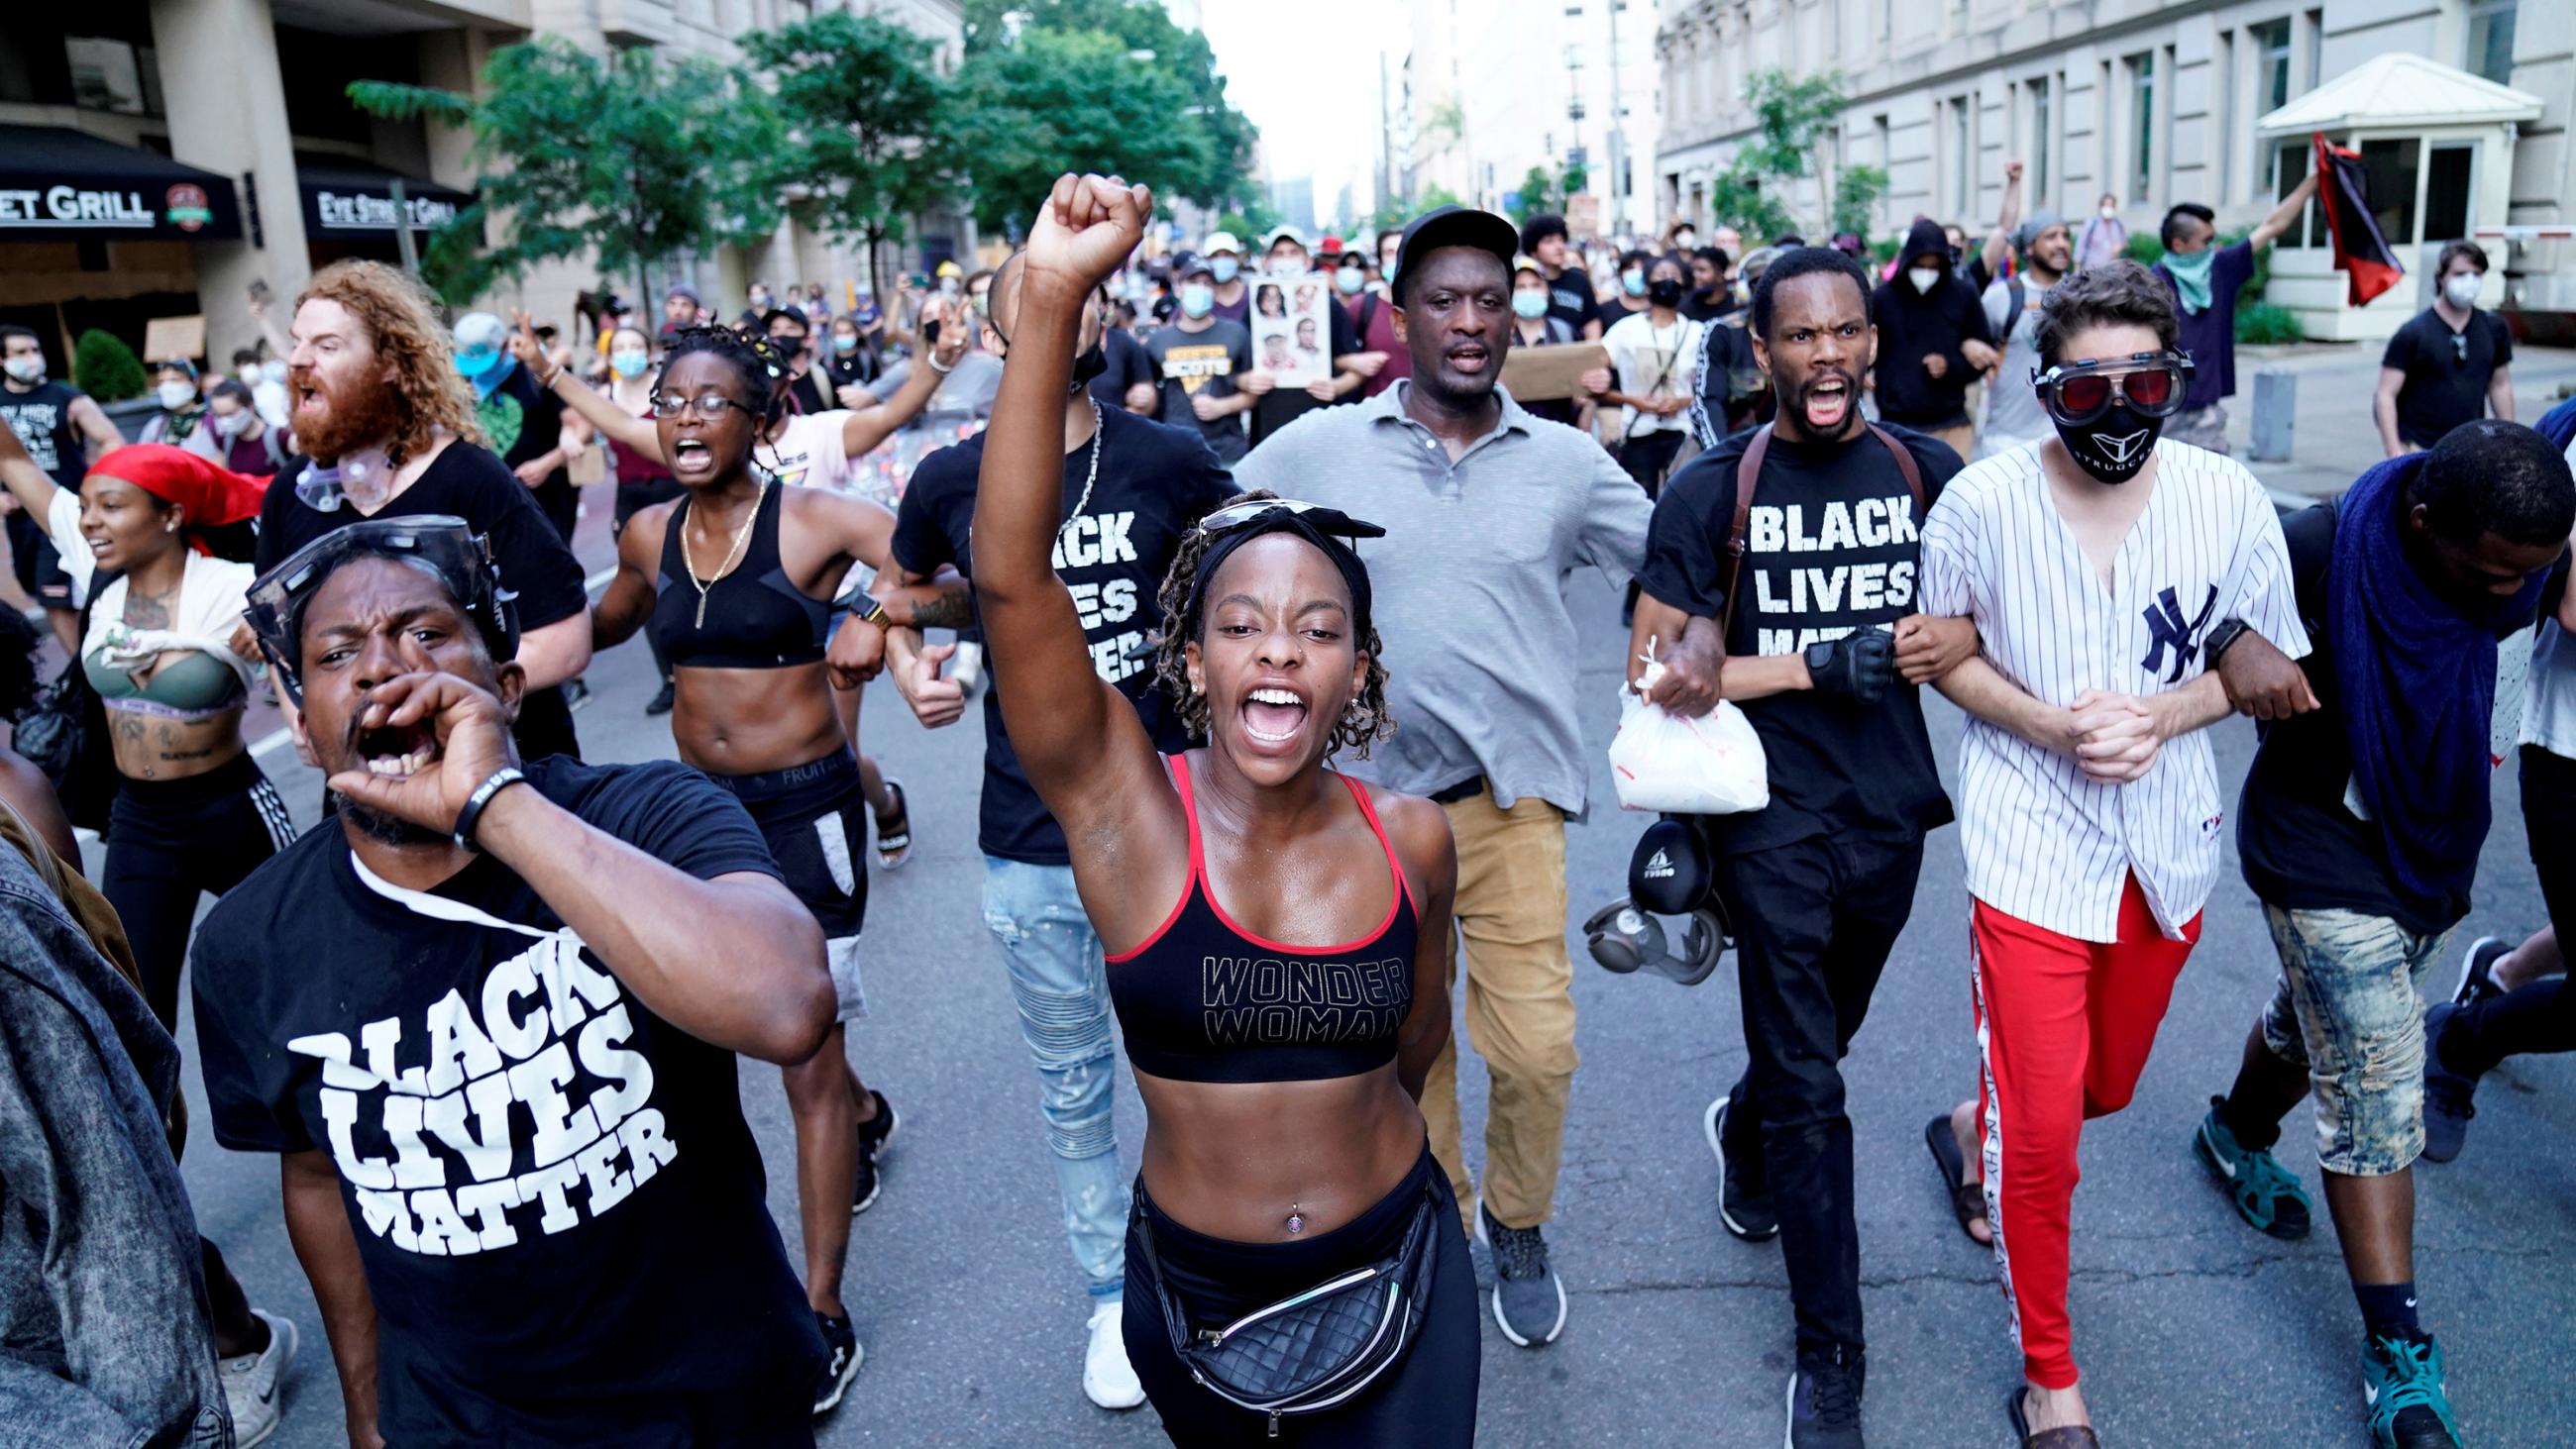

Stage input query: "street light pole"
[{"left": 1606, "top": 0, "right": 1627, "bottom": 236}]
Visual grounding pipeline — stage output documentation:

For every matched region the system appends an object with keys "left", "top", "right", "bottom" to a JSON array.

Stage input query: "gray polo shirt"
[{"left": 1234, "top": 380, "right": 1650, "bottom": 816}]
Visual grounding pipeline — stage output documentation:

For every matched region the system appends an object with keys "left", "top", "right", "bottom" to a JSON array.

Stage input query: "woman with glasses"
[
  {"left": 1911, "top": 260, "right": 2309, "bottom": 1448},
  {"left": 975, "top": 173, "right": 1472, "bottom": 1445},
  {"left": 587, "top": 323, "right": 969, "bottom": 1418}
]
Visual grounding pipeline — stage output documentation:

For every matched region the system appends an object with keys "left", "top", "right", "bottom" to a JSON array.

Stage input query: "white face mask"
[
  {"left": 1673, "top": 231, "right": 1696, "bottom": 251},
  {"left": 1907, "top": 266, "right": 1943, "bottom": 295},
  {"left": 3, "top": 357, "right": 43, "bottom": 384},
  {"left": 237, "top": 364, "right": 261, "bottom": 383},
  {"left": 2099, "top": 204, "right": 2118, "bottom": 220},
  {"left": 213, "top": 408, "right": 254, "bottom": 438},
  {"left": 158, "top": 380, "right": 198, "bottom": 410},
  {"left": 2444, "top": 273, "right": 2483, "bottom": 310}
]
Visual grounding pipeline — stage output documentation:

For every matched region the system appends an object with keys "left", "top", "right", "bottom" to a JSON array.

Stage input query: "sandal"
[
  {"left": 2007, "top": 1387, "right": 2101, "bottom": 1448},
  {"left": 873, "top": 778, "right": 912, "bottom": 871},
  {"left": 1924, "top": 1114, "right": 1990, "bottom": 1245}
]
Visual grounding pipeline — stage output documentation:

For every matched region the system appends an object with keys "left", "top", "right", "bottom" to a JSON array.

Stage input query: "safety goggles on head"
[
  {"left": 1194, "top": 496, "right": 1388, "bottom": 542},
  {"left": 242, "top": 516, "right": 517, "bottom": 705},
  {"left": 2031, "top": 351, "right": 2195, "bottom": 426}
]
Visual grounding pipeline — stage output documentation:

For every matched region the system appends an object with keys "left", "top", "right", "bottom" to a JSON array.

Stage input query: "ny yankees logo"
[{"left": 2139, "top": 583, "right": 2218, "bottom": 682}]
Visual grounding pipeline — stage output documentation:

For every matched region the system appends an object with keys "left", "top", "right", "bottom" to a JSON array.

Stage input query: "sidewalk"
[{"left": 2224, "top": 341, "right": 2576, "bottom": 502}]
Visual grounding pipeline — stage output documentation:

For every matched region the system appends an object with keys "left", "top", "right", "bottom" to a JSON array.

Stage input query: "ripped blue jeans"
[
  {"left": 982, "top": 856, "right": 1128, "bottom": 1300},
  {"left": 2259, "top": 905, "right": 2453, "bottom": 1177}
]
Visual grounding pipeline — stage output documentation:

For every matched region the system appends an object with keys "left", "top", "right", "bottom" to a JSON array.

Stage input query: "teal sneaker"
[
  {"left": 2193, "top": 1097, "right": 2312, "bottom": 1239},
  {"left": 2362, "top": 1333, "right": 2463, "bottom": 1448}
]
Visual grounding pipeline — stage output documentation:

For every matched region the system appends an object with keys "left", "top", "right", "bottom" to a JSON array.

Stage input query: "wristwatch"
[
  {"left": 2202, "top": 616, "right": 2251, "bottom": 664},
  {"left": 845, "top": 591, "right": 892, "bottom": 628}
]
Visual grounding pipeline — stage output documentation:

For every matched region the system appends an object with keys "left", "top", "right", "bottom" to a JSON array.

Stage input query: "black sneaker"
[
  {"left": 1476, "top": 1202, "right": 1566, "bottom": 1347},
  {"left": 562, "top": 675, "right": 591, "bottom": 711},
  {"left": 2451, "top": 936, "right": 2507, "bottom": 1008},
  {"left": 1785, "top": 1346, "right": 1867, "bottom": 1448},
  {"left": 810, "top": 1310, "right": 863, "bottom": 1415},
  {"left": 851, "top": 1089, "right": 900, "bottom": 1213},
  {"left": 2420, "top": 1004, "right": 2479, "bottom": 1165},
  {"left": 644, "top": 677, "right": 675, "bottom": 716},
  {"left": 1703, "top": 1096, "right": 1778, "bottom": 1241}
]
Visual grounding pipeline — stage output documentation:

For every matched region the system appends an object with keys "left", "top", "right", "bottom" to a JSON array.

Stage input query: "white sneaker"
[
  {"left": 1083, "top": 1300, "right": 1146, "bottom": 1410},
  {"left": 219, "top": 1308, "right": 297, "bottom": 1447}
]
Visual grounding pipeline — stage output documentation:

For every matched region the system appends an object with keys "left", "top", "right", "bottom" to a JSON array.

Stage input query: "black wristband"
[
  {"left": 2203, "top": 617, "right": 2251, "bottom": 664},
  {"left": 452, "top": 767, "right": 527, "bottom": 853}
]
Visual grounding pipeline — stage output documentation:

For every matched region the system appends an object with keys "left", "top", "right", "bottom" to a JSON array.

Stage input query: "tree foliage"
[
  {"left": 742, "top": 13, "right": 956, "bottom": 295},
  {"left": 349, "top": 40, "right": 782, "bottom": 308},
  {"left": 956, "top": 0, "right": 1256, "bottom": 217},
  {"left": 951, "top": 28, "right": 1214, "bottom": 232},
  {"left": 72, "top": 329, "right": 147, "bottom": 402},
  {"left": 1707, "top": 68, "right": 1883, "bottom": 242}
]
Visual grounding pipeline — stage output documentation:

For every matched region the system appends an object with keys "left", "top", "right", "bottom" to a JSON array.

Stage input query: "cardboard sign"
[
  {"left": 1500, "top": 342, "right": 1609, "bottom": 401},
  {"left": 142, "top": 313, "right": 205, "bottom": 364}
]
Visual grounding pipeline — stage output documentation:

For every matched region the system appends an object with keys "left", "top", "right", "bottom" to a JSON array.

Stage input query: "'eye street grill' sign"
[
  {"left": 311, "top": 188, "right": 464, "bottom": 234},
  {"left": 0, "top": 185, "right": 160, "bottom": 229},
  {"left": 0, "top": 125, "right": 243, "bottom": 241}
]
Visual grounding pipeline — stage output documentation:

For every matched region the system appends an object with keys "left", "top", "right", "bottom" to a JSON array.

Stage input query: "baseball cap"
[
  {"left": 451, "top": 312, "right": 509, "bottom": 379},
  {"left": 1318, "top": 236, "right": 1345, "bottom": 259},
  {"left": 1178, "top": 255, "right": 1217, "bottom": 281},
  {"left": 664, "top": 282, "right": 700, "bottom": 303},
  {"left": 1200, "top": 231, "right": 1242, "bottom": 258},
  {"left": 935, "top": 259, "right": 963, "bottom": 279},
  {"left": 1390, "top": 205, "right": 1519, "bottom": 303},
  {"left": 1263, "top": 226, "right": 1305, "bottom": 252}
]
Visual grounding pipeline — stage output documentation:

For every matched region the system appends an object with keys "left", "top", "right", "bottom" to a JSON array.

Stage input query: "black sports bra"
[
  {"left": 1106, "top": 754, "right": 1420, "bottom": 1085},
  {"left": 650, "top": 483, "right": 833, "bottom": 670}
]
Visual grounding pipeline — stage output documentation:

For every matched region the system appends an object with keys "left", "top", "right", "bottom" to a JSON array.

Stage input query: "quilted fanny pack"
[{"left": 1138, "top": 1186, "right": 1441, "bottom": 1437}]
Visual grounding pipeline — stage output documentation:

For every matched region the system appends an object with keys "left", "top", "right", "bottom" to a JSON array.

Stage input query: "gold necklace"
[{"left": 682, "top": 478, "right": 769, "bottom": 630}]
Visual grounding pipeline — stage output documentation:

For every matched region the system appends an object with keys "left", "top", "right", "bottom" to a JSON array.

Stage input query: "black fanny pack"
[{"left": 1138, "top": 1184, "right": 1441, "bottom": 1437}]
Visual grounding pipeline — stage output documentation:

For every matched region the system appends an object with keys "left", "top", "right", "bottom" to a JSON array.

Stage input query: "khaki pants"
[
  {"left": 1927, "top": 422, "right": 1978, "bottom": 459},
  {"left": 1422, "top": 785, "right": 1579, "bottom": 1234}
]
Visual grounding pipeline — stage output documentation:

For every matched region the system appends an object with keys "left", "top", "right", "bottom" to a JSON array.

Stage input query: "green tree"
[
  {"left": 959, "top": 0, "right": 1256, "bottom": 214},
  {"left": 743, "top": 13, "right": 957, "bottom": 301},
  {"left": 349, "top": 40, "right": 783, "bottom": 309},
  {"left": 1508, "top": 165, "right": 1559, "bottom": 225},
  {"left": 72, "top": 329, "right": 147, "bottom": 402},
  {"left": 1707, "top": 68, "right": 1881, "bottom": 241},
  {"left": 952, "top": 28, "right": 1213, "bottom": 232}
]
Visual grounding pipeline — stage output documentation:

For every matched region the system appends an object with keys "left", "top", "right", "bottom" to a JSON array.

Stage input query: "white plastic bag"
[{"left": 1607, "top": 651, "right": 1770, "bottom": 815}]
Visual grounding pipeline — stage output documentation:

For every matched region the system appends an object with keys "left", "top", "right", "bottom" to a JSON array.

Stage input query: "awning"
[
  {"left": 2257, "top": 53, "right": 2544, "bottom": 137},
  {"left": 296, "top": 155, "right": 474, "bottom": 237},
  {"left": 0, "top": 125, "right": 243, "bottom": 242}
]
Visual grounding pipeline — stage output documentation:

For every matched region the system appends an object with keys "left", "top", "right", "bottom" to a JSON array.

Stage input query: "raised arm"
[
  {"left": 970, "top": 173, "right": 1175, "bottom": 839},
  {"left": 1983, "top": 158, "right": 2024, "bottom": 277},
  {"left": 2249, "top": 171, "right": 2320, "bottom": 252},
  {"left": 510, "top": 311, "right": 662, "bottom": 459},
  {"left": 838, "top": 312, "right": 967, "bottom": 458},
  {"left": 0, "top": 412, "right": 64, "bottom": 520}
]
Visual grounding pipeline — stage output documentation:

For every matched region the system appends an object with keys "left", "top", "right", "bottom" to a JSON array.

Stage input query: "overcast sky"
[{"left": 1198, "top": 2, "right": 1389, "bottom": 227}]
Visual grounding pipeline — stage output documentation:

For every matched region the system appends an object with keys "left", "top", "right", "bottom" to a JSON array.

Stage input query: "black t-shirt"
[
  {"left": 788, "top": 369, "right": 830, "bottom": 418},
  {"left": 1087, "top": 326, "right": 1156, "bottom": 417},
  {"left": 1638, "top": 424, "right": 1961, "bottom": 855},
  {"left": 1868, "top": 276, "right": 1994, "bottom": 429},
  {"left": 891, "top": 407, "right": 1234, "bottom": 864},
  {"left": 188, "top": 758, "right": 824, "bottom": 1444},
  {"left": 1144, "top": 320, "right": 1253, "bottom": 465},
  {"left": 1249, "top": 292, "right": 1364, "bottom": 446},
  {"left": 2235, "top": 504, "right": 2524, "bottom": 936},
  {"left": 1680, "top": 288, "right": 1731, "bottom": 323},
  {"left": 263, "top": 442, "right": 589, "bottom": 764},
  {"left": 1545, "top": 265, "right": 1601, "bottom": 336},
  {"left": 0, "top": 378, "right": 93, "bottom": 491},
  {"left": 478, "top": 362, "right": 573, "bottom": 529},
  {"left": 2382, "top": 307, "right": 2514, "bottom": 449}
]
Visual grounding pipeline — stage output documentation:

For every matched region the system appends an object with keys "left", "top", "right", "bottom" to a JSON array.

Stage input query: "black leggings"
[
  {"left": 1125, "top": 1144, "right": 1478, "bottom": 1446},
  {"left": 103, "top": 752, "right": 293, "bottom": 1029},
  {"left": 2443, "top": 746, "right": 2576, "bottom": 1076}
]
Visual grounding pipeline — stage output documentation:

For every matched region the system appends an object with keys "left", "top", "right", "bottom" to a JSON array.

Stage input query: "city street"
[{"left": 140, "top": 494, "right": 2575, "bottom": 1449}]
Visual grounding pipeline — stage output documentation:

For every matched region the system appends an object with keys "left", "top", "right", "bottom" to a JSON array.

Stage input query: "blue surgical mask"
[
  {"left": 1512, "top": 290, "right": 1551, "bottom": 320},
  {"left": 1622, "top": 268, "right": 1647, "bottom": 297},
  {"left": 832, "top": 333, "right": 859, "bottom": 354},
  {"left": 1336, "top": 266, "right": 1366, "bottom": 296},
  {"left": 1210, "top": 257, "right": 1240, "bottom": 285},
  {"left": 1180, "top": 284, "right": 1216, "bottom": 319},
  {"left": 610, "top": 349, "right": 649, "bottom": 378}
]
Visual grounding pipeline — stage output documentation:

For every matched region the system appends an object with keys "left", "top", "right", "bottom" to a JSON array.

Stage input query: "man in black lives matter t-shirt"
[
  {"left": 1630, "top": 247, "right": 1973, "bottom": 1445},
  {"left": 258, "top": 261, "right": 593, "bottom": 768},
  {"left": 852, "top": 253, "right": 1233, "bottom": 1408},
  {"left": 192, "top": 519, "right": 837, "bottom": 1447}
]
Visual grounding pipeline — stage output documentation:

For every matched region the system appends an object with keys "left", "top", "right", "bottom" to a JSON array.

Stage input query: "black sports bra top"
[
  {"left": 1106, "top": 754, "right": 1420, "bottom": 1084},
  {"left": 650, "top": 483, "right": 832, "bottom": 670}
]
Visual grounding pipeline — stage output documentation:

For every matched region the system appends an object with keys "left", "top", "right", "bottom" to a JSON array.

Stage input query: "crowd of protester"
[{"left": 0, "top": 154, "right": 2559, "bottom": 1449}]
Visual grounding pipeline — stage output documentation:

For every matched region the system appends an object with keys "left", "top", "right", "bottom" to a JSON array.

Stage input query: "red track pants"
[{"left": 1972, "top": 877, "right": 2200, "bottom": 1389}]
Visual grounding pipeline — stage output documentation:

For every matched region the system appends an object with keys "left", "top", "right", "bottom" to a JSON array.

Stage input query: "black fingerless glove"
[{"left": 1804, "top": 630, "right": 1896, "bottom": 704}]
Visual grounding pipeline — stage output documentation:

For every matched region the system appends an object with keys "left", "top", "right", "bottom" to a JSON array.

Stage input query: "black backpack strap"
[{"left": 1718, "top": 424, "right": 1771, "bottom": 648}]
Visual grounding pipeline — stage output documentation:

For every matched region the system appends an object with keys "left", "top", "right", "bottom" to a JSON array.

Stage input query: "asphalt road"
[{"left": 151, "top": 530, "right": 2575, "bottom": 1449}]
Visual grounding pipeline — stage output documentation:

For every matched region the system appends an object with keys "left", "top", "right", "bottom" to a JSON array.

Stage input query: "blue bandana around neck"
[
  {"left": 2162, "top": 248, "right": 2215, "bottom": 315},
  {"left": 2328, "top": 451, "right": 2543, "bottom": 904}
]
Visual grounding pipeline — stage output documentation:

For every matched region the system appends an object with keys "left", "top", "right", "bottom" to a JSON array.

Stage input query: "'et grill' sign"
[{"left": 0, "top": 185, "right": 158, "bottom": 229}]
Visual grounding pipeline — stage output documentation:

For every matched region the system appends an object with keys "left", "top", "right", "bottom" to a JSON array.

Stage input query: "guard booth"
[{"left": 2255, "top": 53, "right": 2543, "bottom": 343}]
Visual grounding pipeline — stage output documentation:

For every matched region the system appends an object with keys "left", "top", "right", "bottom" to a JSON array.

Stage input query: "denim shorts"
[{"left": 2258, "top": 905, "right": 2453, "bottom": 1176}]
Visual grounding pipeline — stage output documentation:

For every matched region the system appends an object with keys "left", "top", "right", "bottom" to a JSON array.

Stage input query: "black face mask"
[
  {"left": 2053, "top": 402, "right": 2164, "bottom": 484},
  {"left": 1071, "top": 340, "right": 1109, "bottom": 392},
  {"left": 1647, "top": 278, "right": 1684, "bottom": 309}
]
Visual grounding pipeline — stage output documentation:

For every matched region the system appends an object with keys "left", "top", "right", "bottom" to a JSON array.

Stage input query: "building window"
[
  {"left": 2126, "top": 52, "right": 2155, "bottom": 204},
  {"left": 2465, "top": 0, "right": 2518, "bottom": 84},
  {"left": 2028, "top": 77, "right": 2051, "bottom": 200},
  {"left": 2360, "top": 138, "right": 2420, "bottom": 247},
  {"left": 1949, "top": 96, "right": 1972, "bottom": 219},
  {"left": 2273, "top": 139, "right": 2314, "bottom": 248},
  {"left": 2254, "top": 19, "right": 2292, "bottom": 111},
  {"left": 2424, "top": 143, "right": 2474, "bottom": 242}
]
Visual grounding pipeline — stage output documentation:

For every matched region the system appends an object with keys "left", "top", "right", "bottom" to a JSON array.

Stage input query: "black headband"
[{"left": 1186, "top": 508, "right": 1380, "bottom": 646}]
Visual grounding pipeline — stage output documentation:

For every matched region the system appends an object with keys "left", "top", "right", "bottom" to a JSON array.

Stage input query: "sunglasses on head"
[
  {"left": 2031, "top": 352, "right": 2195, "bottom": 426},
  {"left": 1195, "top": 497, "right": 1388, "bottom": 541}
]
